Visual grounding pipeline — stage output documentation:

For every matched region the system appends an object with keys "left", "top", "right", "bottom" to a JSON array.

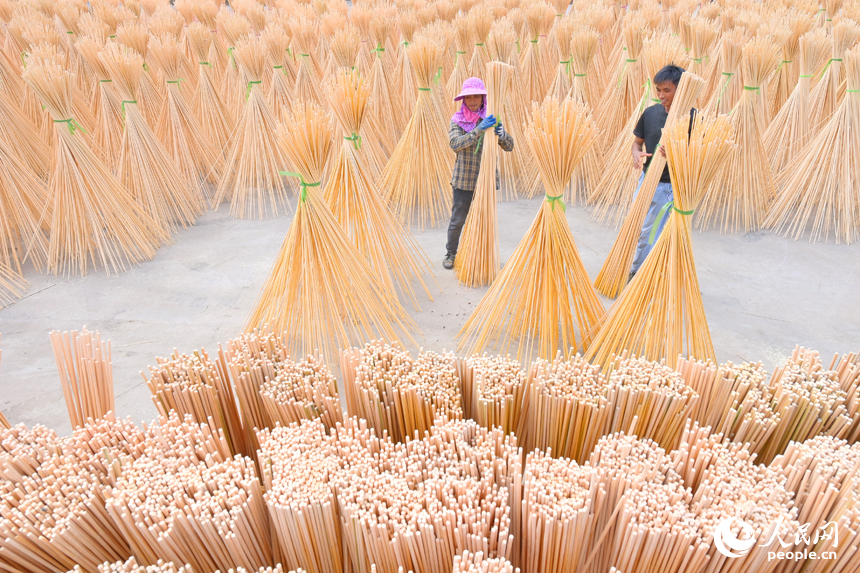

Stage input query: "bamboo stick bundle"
[
  {"left": 85, "top": 557, "right": 193, "bottom": 572},
  {"left": 218, "top": 12, "right": 253, "bottom": 120},
  {"left": 341, "top": 341, "right": 463, "bottom": 442},
  {"left": 766, "top": 45, "right": 860, "bottom": 244},
  {"left": 756, "top": 346, "right": 853, "bottom": 465},
  {"left": 0, "top": 423, "right": 62, "bottom": 482},
  {"left": 593, "top": 15, "right": 648, "bottom": 151},
  {"left": 0, "top": 456, "right": 133, "bottom": 573},
  {"left": 329, "top": 25, "right": 360, "bottom": 72},
  {"left": 457, "top": 97, "right": 604, "bottom": 362},
  {"left": 459, "top": 352, "right": 526, "bottom": 434},
  {"left": 291, "top": 22, "right": 325, "bottom": 110},
  {"left": 543, "top": 15, "right": 575, "bottom": 102},
  {"left": 0, "top": 72, "right": 52, "bottom": 180},
  {"left": 393, "top": 21, "right": 419, "bottom": 124},
  {"left": 686, "top": 18, "right": 719, "bottom": 85},
  {"left": 762, "top": 28, "right": 830, "bottom": 175},
  {"left": 115, "top": 22, "right": 164, "bottom": 129},
  {"left": 829, "top": 350, "right": 860, "bottom": 443},
  {"left": 454, "top": 62, "right": 510, "bottom": 287},
  {"left": 703, "top": 30, "right": 746, "bottom": 116},
  {"left": 257, "top": 419, "right": 345, "bottom": 573},
  {"left": 517, "top": 3, "right": 552, "bottom": 111},
  {"left": 247, "top": 101, "right": 416, "bottom": 359},
  {"left": 592, "top": 72, "right": 704, "bottom": 299},
  {"left": 566, "top": 26, "right": 602, "bottom": 203},
  {"left": 186, "top": 23, "right": 235, "bottom": 155},
  {"left": 587, "top": 111, "right": 735, "bottom": 369},
  {"left": 453, "top": 551, "right": 517, "bottom": 573},
  {"left": 769, "top": 15, "right": 813, "bottom": 119},
  {"left": 380, "top": 35, "right": 455, "bottom": 228},
  {"left": 808, "top": 21, "right": 860, "bottom": 129},
  {"left": 106, "top": 452, "right": 275, "bottom": 572},
  {"left": 258, "top": 354, "right": 344, "bottom": 431},
  {"left": 587, "top": 33, "right": 689, "bottom": 224},
  {"left": 517, "top": 353, "right": 609, "bottom": 462},
  {"left": 323, "top": 69, "right": 435, "bottom": 308},
  {"left": 519, "top": 450, "right": 597, "bottom": 573},
  {"left": 292, "top": 16, "right": 325, "bottom": 81},
  {"left": 149, "top": 35, "right": 224, "bottom": 200},
  {"left": 100, "top": 43, "right": 203, "bottom": 232},
  {"left": 468, "top": 6, "right": 493, "bottom": 79},
  {"left": 677, "top": 358, "right": 779, "bottom": 453},
  {"left": 363, "top": 27, "right": 401, "bottom": 158},
  {"left": 213, "top": 36, "right": 294, "bottom": 219},
  {"left": 144, "top": 348, "right": 249, "bottom": 457},
  {"left": 447, "top": 16, "right": 472, "bottom": 117},
  {"left": 49, "top": 327, "right": 114, "bottom": 430}
]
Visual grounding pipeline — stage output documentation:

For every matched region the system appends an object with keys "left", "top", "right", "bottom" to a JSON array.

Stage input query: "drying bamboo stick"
[
  {"left": 454, "top": 61, "right": 511, "bottom": 287},
  {"left": 458, "top": 96, "right": 604, "bottom": 361},
  {"left": 186, "top": 23, "right": 236, "bottom": 157},
  {"left": 50, "top": 327, "right": 114, "bottom": 429}
]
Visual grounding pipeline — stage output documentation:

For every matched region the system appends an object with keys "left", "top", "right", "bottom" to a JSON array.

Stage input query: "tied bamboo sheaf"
[
  {"left": 454, "top": 61, "right": 511, "bottom": 287},
  {"left": 246, "top": 101, "right": 415, "bottom": 363},
  {"left": 586, "top": 112, "right": 737, "bottom": 370},
  {"left": 50, "top": 327, "right": 114, "bottom": 429},
  {"left": 458, "top": 96, "right": 604, "bottom": 362}
]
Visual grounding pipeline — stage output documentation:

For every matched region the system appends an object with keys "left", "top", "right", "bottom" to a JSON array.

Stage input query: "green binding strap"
[
  {"left": 545, "top": 193, "right": 566, "bottom": 212},
  {"left": 344, "top": 132, "right": 362, "bottom": 149},
  {"left": 401, "top": 40, "right": 410, "bottom": 48},
  {"left": 637, "top": 79, "right": 652, "bottom": 114},
  {"left": 776, "top": 60, "right": 793, "bottom": 72},
  {"left": 434, "top": 66, "right": 442, "bottom": 84},
  {"left": 574, "top": 73, "right": 587, "bottom": 77},
  {"left": 166, "top": 78, "right": 185, "bottom": 91},
  {"left": 279, "top": 171, "right": 320, "bottom": 202},
  {"left": 227, "top": 47, "right": 236, "bottom": 69},
  {"left": 142, "top": 62, "right": 148, "bottom": 71},
  {"left": 418, "top": 87, "right": 431, "bottom": 91},
  {"left": 618, "top": 58, "right": 637, "bottom": 86},
  {"left": 199, "top": 61, "right": 212, "bottom": 67},
  {"left": 648, "top": 201, "right": 694, "bottom": 244},
  {"left": 99, "top": 79, "right": 112, "bottom": 83},
  {"left": 455, "top": 50, "right": 467, "bottom": 63},
  {"left": 53, "top": 118, "right": 86, "bottom": 135},
  {"left": 743, "top": 86, "right": 760, "bottom": 93},
  {"left": 714, "top": 71, "right": 733, "bottom": 107},
  {"left": 20, "top": 52, "right": 27, "bottom": 68},
  {"left": 246, "top": 80, "right": 262, "bottom": 99},
  {"left": 560, "top": 59, "right": 571, "bottom": 74},
  {"left": 820, "top": 58, "right": 842, "bottom": 79},
  {"left": 121, "top": 100, "right": 137, "bottom": 115},
  {"left": 372, "top": 43, "right": 385, "bottom": 57},
  {"left": 515, "top": 39, "right": 521, "bottom": 52}
]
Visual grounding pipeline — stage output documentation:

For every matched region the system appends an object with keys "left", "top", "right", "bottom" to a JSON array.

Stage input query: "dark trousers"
[{"left": 446, "top": 188, "right": 474, "bottom": 257}]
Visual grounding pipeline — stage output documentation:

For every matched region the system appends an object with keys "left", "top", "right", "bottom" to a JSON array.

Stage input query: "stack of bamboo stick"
[
  {"left": 458, "top": 353, "right": 526, "bottom": 434},
  {"left": 50, "top": 327, "right": 115, "bottom": 429}
]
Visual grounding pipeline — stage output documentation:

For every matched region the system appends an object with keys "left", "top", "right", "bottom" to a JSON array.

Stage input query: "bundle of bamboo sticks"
[
  {"left": 452, "top": 551, "right": 517, "bottom": 573},
  {"left": 458, "top": 96, "right": 604, "bottom": 361},
  {"left": 459, "top": 353, "right": 526, "bottom": 434},
  {"left": 0, "top": 422, "right": 61, "bottom": 482},
  {"left": 341, "top": 340, "right": 463, "bottom": 442},
  {"left": 49, "top": 327, "right": 114, "bottom": 429}
]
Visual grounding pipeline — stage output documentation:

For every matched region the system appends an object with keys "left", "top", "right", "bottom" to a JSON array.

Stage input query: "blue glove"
[
  {"left": 494, "top": 121, "right": 505, "bottom": 136},
  {"left": 476, "top": 115, "right": 496, "bottom": 132}
]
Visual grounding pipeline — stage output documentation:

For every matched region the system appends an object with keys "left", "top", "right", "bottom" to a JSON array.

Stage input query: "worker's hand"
[
  {"left": 659, "top": 145, "right": 666, "bottom": 158},
  {"left": 632, "top": 149, "right": 651, "bottom": 170},
  {"left": 476, "top": 115, "right": 496, "bottom": 132},
  {"left": 493, "top": 121, "right": 505, "bottom": 136}
]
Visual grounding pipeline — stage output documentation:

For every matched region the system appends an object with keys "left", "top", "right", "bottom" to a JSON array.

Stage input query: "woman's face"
[{"left": 463, "top": 94, "right": 484, "bottom": 111}]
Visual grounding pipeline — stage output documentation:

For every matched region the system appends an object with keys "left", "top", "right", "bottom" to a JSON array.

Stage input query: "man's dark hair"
[{"left": 654, "top": 65, "right": 685, "bottom": 86}]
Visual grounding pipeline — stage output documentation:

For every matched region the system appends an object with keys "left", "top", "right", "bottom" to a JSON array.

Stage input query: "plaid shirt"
[{"left": 449, "top": 121, "right": 515, "bottom": 191}]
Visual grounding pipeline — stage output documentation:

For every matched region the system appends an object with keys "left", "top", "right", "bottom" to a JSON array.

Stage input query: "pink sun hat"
[{"left": 454, "top": 77, "right": 488, "bottom": 101}]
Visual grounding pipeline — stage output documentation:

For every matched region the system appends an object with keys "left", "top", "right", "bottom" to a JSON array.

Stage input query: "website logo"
[{"left": 714, "top": 517, "right": 757, "bottom": 558}]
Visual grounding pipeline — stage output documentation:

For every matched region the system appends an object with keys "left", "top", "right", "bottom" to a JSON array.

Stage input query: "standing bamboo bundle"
[
  {"left": 257, "top": 419, "right": 345, "bottom": 573},
  {"left": 566, "top": 26, "right": 601, "bottom": 203},
  {"left": 588, "top": 33, "right": 689, "bottom": 224},
  {"left": 763, "top": 29, "right": 830, "bottom": 175},
  {"left": 453, "top": 552, "right": 518, "bottom": 573},
  {"left": 0, "top": 456, "right": 133, "bottom": 573},
  {"left": 363, "top": 28, "right": 401, "bottom": 157},
  {"left": 0, "top": 86, "right": 52, "bottom": 181},
  {"left": 447, "top": 16, "right": 472, "bottom": 117},
  {"left": 459, "top": 353, "right": 526, "bottom": 434},
  {"left": 49, "top": 327, "right": 114, "bottom": 430},
  {"left": 592, "top": 72, "right": 704, "bottom": 299},
  {"left": 766, "top": 45, "right": 860, "bottom": 244},
  {"left": 22, "top": 62, "right": 167, "bottom": 276},
  {"left": 380, "top": 35, "right": 454, "bottom": 228},
  {"left": 454, "top": 61, "right": 510, "bottom": 287},
  {"left": 329, "top": 25, "right": 360, "bottom": 72},
  {"left": 769, "top": 15, "right": 813, "bottom": 119},
  {"left": 100, "top": 43, "right": 203, "bottom": 232},
  {"left": 149, "top": 35, "right": 224, "bottom": 199},
  {"left": 677, "top": 359, "right": 779, "bottom": 453},
  {"left": 587, "top": 112, "right": 735, "bottom": 369},
  {"left": 543, "top": 15, "right": 575, "bottom": 102},
  {"left": 686, "top": 18, "right": 720, "bottom": 85},
  {"left": 458, "top": 97, "right": 604, "bottom": 362},
  {"left": 247, "top": 100, "right": 415, "bottom": 360},
  {"left": 393, "top": 30, "right": 418, "bottom": 124},
  {"left": 214, "top": 36, "right": 293, "bottom": 219},
  {"left": 341, "top": 341, "right": 463, "bottom": 442},
  {"left": 291, "top": 22, "right": 325, "bottom": 109},
  {"left": 217, "top": 12, "right": 252, "bottom": 118},
  {"left": 0, "top": 423, "right": 62, "bottom": 482},
  {"left": 703, "top": 31, "right": 746, "bottom": 116},
  {"left": 144, "top": 348, "right": 249, "bottom": 457},
  {"left": 808, "top": 22, "right": 860, "bottom": 129},
  {"left": 324, "top": 70, "right": 435, "bottom": 307},
  {"left": 186, "top": 23, "right": 235, "bottom": 155},
  {"left": 755, "top": 346, "right": 853, "bottom": 464},
  {"left": 517, "top": 354, "right": 609, "bottom": 462},
  {"left": 594, "top": 16, "right": 647, "bottom": 151},
  {"left": 115, "top": 22, "right": 164, "bottom": 128},
  {"left": 517, "top": 4, "right": 552, "bottom": 111},
  {"left": 263, "top": 25, "right": 293, "bottom": 125},
  {"left": 106, "top": 453, "right": 275, "bottom": 572},
  {"left": 258, "top": 354, "right": 343, "bottom": 431},
  {"left": 519, "top": 450, "right": 597, "bottom": 573},
  {"left": 468, "top": 6, "right": 493, "bottom": 79}
]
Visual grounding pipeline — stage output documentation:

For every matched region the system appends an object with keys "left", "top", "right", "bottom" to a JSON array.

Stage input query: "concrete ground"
[{"left": 1, "top": 196, "right": 858, "bottom": 436}]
